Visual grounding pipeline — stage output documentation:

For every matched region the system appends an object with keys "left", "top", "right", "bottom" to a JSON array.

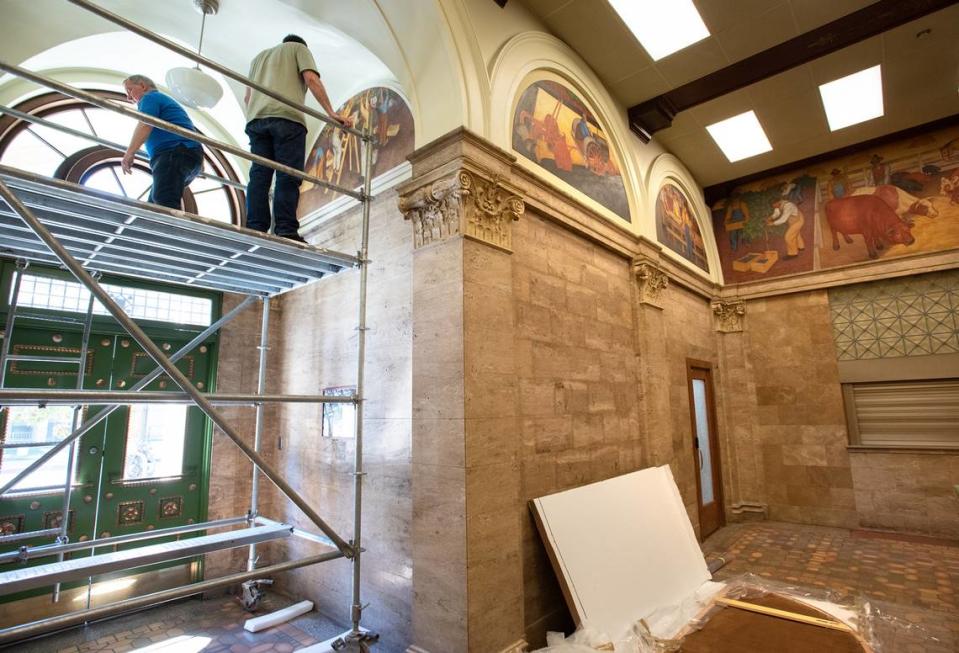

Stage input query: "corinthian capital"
[
  {"left": 398, "top": 169, "right": 524, "bottom": 251},
  {"left": 712, "top": 300, "right": 746, "bottom": 333},
  {"left": 633, "top": 259, "right": 669, "bottom": 308}
]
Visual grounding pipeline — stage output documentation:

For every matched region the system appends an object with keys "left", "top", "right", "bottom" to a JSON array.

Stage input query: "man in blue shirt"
[{"left": 121, "top": 74, "right": 203, "bottom": 210}]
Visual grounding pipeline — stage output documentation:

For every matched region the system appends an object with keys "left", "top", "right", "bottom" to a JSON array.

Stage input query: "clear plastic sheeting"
[
  {"left": 535, "top": 622, "right": 656, "bottom": 653},
  {"left": 642, "top": 580, "right": 725, "bottom": 640},
  {"left": 531, "top": 573, "right": 950, "bottom": 652}
]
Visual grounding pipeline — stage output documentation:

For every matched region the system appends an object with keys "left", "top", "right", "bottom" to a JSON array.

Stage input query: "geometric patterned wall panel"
[{"left": 828, "top": 270, "right": 959, "bottom": 361}]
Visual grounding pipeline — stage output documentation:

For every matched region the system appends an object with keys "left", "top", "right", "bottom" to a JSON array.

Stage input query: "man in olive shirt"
[{"left": 244, "top": 34, "right": 351, "bottom": 242}]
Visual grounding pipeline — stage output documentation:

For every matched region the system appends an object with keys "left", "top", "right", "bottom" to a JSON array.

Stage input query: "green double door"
[{"left": 0, "top": 322, "right": 215, "bottom": 599}]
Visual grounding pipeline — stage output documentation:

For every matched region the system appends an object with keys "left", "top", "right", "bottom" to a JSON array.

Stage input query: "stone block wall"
[
  {"left": 728, "top": 291, "right": 859, "bottom": 529},
  {"left": 264, "top": 188, "right": 413, "bottom": 653},
  {"left": 720, "top": 283, "right": 959, "bottom": 539},
  {"left": 850, "top": 453, "right": 959, "bottom": 538},
  {"left": 511, "top": 210, "right": 645, "bottom": 645}
]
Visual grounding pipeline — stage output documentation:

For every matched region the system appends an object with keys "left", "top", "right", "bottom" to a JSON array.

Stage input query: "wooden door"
[{"left": 686, "top": 360, "right": 724, "bottom": 539}]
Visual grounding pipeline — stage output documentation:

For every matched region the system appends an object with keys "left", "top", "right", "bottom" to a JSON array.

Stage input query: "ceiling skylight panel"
[
  {"left": 819, "top": 65, "right": 884, "bottom": 131},
  {"left": 706, "top": 111, "right": 773, "bottom": 162},
  {"left": 608, "top": 0, "right": 711, "bottom": 60}
]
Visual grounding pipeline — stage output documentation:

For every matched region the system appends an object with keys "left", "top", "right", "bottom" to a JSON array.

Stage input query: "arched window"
[{"left": 0, "top": 91, "right": 244, "bottom": 225}]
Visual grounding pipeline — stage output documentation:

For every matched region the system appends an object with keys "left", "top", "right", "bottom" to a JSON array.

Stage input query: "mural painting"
[
  {"left": 512, "top": 80, "right": 630, "bottom": 221},
  {"left": 711, "top": 176, "right": 817, "bottom": 282},
  {"left": 655, "top": 184, "right": 709, "bottom": 272},
  {"left": 711, "top": 123, "right": 959, "bottom": 282},
  {"left": 299, "top": 87, "right": 414, "bottom": 218},
  {"left": 817, "top": 125, "right": 959, "bottom": 269}
]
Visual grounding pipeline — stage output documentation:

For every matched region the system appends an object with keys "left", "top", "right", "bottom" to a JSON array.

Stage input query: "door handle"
[{"left": 698, "top": 447, "right": 704, "bottom": 470}]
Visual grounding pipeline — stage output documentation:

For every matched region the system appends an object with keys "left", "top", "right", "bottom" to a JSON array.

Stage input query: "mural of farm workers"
[
  {"left": 723, "top": 197, "right": 749, "bottom": 251},
  {"left": 868, "top": 154, "right": 889, "bottom": 186},
  {"left": 512, "top": 80, "right": 630, "bottom": 220},
  {"left": 941, "top": 169, "right": 959, "bottom": 204},
  {"left": 830, "top": 168, "right": 849, "bottom": 199},
  {"left": 655, "top": 184, "right": 709, "bottom": 271},
  {"left": 299, "top": 87, "right": 414, "bottom": 217},
  {"left": 766, "top": 197, "right": 805, "bottom": 258}
]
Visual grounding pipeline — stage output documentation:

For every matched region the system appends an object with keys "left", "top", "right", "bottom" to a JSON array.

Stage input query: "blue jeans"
[
  {"left": 150, "top": 144, "right": 202, "bottom": 210},
  {"left": 245, "top": 118, "right": 307, "bottom": 236}
]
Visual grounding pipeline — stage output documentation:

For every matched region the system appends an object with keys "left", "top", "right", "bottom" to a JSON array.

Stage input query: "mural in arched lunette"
[
  {"left": 655, "top": 183, "right": 709, "bottom": 272},
  {"left": 299, "top": 87, "right": 414, "bottom": 218},
  {"left": 512, "top": 80, "right": 630, "bottom": 221}
]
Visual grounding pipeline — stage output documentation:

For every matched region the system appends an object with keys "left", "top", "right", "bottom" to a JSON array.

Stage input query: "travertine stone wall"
[
  {"left": 734, "top": 291, "right": 858, "bottom": 528},
  {"left": 264, "top": 189, "right": 413, "bottom": 653},
  {"left": 410, "top": 235, "right": 468, "bottom": 653},
  {"left": 512, "top": 209, "right": 644, "bottom": 645},
  {"left": 850, "top": 452, "right": 959, "bottom": 538}
]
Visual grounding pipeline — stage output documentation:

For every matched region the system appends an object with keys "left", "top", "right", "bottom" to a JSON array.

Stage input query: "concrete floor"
[{"left": 4, "top": 521, "right": 958, "bottom": 652}]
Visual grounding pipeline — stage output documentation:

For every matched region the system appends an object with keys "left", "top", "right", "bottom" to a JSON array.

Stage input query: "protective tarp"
[{"left": 533, "top": 573, "right": 946, "bottom": 652}]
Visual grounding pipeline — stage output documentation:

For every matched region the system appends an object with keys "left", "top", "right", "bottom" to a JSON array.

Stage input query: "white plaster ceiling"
[
  {"left": 1, "top": 0, "right": 398, "bottom": 117},
  {"left": 516, "top": 0, "right": 959, "bottom": 188}
]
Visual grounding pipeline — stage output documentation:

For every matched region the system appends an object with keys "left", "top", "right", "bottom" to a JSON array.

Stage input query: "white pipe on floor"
[{"left": 243, "top": 600, "right": 314, "bottom": 633}]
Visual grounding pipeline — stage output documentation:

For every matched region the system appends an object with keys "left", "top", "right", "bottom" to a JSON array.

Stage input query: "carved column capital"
[
  {"left": 398, "top": 169, "right": 524, "bottom": 252},
  {"left": 632, "top": 259, "right": 669, "bottom": 308},
  {"left": 712, "top": 300, "right": 746, "bottom": 333}
]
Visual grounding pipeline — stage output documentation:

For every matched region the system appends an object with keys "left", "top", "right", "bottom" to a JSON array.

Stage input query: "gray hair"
[{"left": 123, "top": 74, "right": 156, "bottom": 89}]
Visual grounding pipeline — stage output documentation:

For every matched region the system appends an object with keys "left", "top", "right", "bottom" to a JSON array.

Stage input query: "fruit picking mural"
[{"left": 711, "top": 123, "right": 959, "bottom": 283}]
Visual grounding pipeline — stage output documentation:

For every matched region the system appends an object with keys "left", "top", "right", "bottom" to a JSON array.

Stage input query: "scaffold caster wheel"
[
  {"left": 238, "top": 578, "right": 273, "bottom": 612},
  {"left": 331, "top": 631, "right": 379, "bottom": 652}
]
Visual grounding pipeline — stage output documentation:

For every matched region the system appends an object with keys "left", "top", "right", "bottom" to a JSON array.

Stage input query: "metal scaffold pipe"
[
  {"left": 0, "top": 390, "right": 357, "bottom": 405},
  {"left": 350, "top": 127, "right": 376, "bottom": 636},
  {"left": 248, "top": 296, "right": 270, "bottom": 571}
]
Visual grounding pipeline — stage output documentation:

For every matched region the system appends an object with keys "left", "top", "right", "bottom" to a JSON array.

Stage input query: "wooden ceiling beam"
[{"left": 627, "top": 0, "right": 958, "bottom": 143}]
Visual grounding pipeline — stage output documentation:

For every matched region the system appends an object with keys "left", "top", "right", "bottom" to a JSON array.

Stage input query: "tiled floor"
[
  {"left": 702, "top": 521, "right": 959, "bottom": 653},
  {"left": 10, "top": 593, "right": 345, "bottom": 653},
  {"left": 6, "top": 521, "right": 959, "bottom": 652}
]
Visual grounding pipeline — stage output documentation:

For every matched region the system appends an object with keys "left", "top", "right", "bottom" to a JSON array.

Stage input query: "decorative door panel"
[
  {"left": 0, "top": 327, "right": 216, "bottom": 599},
  {"left": 95, "top": 336, "right": 212, "bottom": 562}
]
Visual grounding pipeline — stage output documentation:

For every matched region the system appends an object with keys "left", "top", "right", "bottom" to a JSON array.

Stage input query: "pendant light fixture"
[{"left": 165, "top": 0, "right": 223, "bottom": 109}]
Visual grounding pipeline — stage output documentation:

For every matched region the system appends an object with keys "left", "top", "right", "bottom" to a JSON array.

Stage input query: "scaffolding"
[{"left": 0, "top": 1, "right": 377, "bottom": 649}]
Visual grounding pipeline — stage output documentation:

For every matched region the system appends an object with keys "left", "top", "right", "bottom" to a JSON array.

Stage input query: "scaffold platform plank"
[
  {"left": 0, "top": 166, "right": 358, "bottom": 297},
  {"left": 0, "top": 523, "right": 293, "bottom": 596}
]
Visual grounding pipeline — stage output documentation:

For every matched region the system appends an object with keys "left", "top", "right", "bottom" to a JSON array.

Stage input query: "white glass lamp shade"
[{"left": 165, "top": 67, "right": 223, "bottom": 109}]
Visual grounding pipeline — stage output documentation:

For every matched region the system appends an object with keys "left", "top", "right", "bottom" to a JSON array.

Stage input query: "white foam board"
[{"left": 531, "top": 465, "right": 711, "bottom": 640}]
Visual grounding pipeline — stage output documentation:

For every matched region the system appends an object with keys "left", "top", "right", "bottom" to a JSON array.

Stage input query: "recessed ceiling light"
[
  {"left": 705, "top": 111, "right": 773, "bottom": 163},
  {"left": 819, "top": 65, "right": 884, "bottom": 131},
  {"left": 608, "top": 0, "right": 710, "bottom": 61}
]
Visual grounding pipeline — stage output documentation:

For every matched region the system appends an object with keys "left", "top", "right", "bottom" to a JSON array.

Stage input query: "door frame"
[{"left": 685, "top": 358, "right": 725, "bottom": 540}]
